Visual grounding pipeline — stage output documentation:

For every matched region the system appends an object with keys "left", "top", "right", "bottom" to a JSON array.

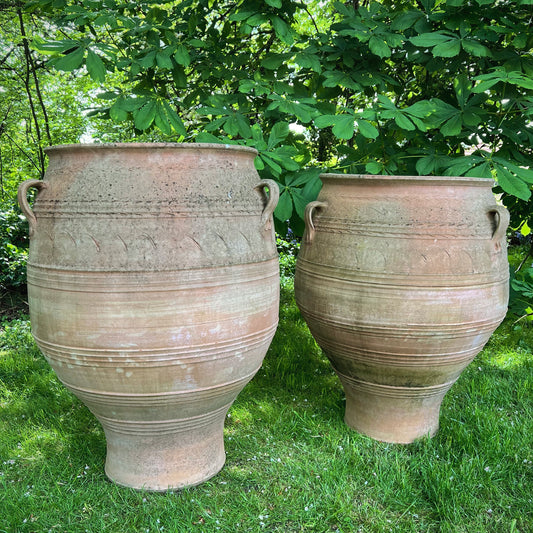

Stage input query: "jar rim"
[{"left": 44, "top": 142, "right": 258, "bottom": 155}]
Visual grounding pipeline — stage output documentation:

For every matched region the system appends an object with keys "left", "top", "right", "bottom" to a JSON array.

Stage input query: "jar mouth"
[
  {"left": 44, "top": 142, "right": 258, "bottom": 155},
  {"left": 320, "top": 173, "right": 495, "bottom": 185}
]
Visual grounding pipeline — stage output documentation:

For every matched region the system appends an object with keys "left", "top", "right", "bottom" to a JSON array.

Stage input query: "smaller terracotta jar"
[{"left": 295, "top": 174, "right": 509, "bottom": 443}]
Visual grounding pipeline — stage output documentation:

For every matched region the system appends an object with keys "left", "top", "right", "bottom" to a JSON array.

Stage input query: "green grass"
[{"left": 1, "top": 279, "right": 532, "bottom": 533}]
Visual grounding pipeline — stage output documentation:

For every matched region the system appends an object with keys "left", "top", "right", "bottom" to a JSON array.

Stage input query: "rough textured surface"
[
  {"left": 18, "top": 143, "right": 279, "bottom": 490},
  {"left": 295, "top": 174, "right": 509, "bottom": 444}
]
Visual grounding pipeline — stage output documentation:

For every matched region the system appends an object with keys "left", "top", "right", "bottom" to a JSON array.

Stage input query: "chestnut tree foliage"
[{"left": 7, "top": 0, "right": 533, "bottom": 237}]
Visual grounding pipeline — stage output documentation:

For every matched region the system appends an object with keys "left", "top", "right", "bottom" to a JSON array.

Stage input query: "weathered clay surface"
[
  {"left": 18, "top": 143, "right": 279, "bottom": 490},
  {"left": 295, "top": 174, "right": 509, "bottom": 443}
]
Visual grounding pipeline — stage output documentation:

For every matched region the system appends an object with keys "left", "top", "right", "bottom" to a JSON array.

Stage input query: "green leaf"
[
  {"left": 511, "top": 74, "right": 533, "bottom": 90},
  {"left": 322, "top": 71, "right": 362, "bottom": 91},
  {"left": 494, "top": 158, "right": 533, "bottom": 184},
  {"left": 441, "top": 114, "right": 463, "bottom": 136},
  {"left": 394, "top": 113, "right": 416, "bottom": 131},
  {"left": 314, "top": 115, "right": 337, "bottom": 129},
  {"left": 453, "top": 74, "right": 470, "bottom": 107},
  {"left": 410, "top": 32, "right": 452, "bottom": 47},
  {"left": 118, "top": 97, "right": 146, "bottom": 112},
  {"left": 462, "top": 39, "right": 491, "bottom": 57},
  {"left": 223, "top": 115, "right": 239, "bottom": 136},
  {"left": 295, "top": 52, "right": 322, "bottom": 73},
  {"left": 53, "top": 46, "right": 85, "bottom": 71},
  {"left": 162, "top": 101, "right": 186, "bottom": 135},
  {"left": 465, "top": 162, "right": 491, "bottom": 178},
  {"left": 276, "top": 190, "right": 293, "bottom": 221},
  {"left": 254, "top": 156, "right": 265, "bottom": 171},
  {"left": 268, "top": 122, "right": 290, "bottom": 150},
  {"left": 229, "top": 10, "right": 255, "bottom": 22},
  {"left": 286, "top": 168, "right": 321, "bottom": 188},
  {"left": 267, "top": 146, "right": 300, "bottom": 171},
  {"left": 516, "top": 167, "right": 533, "bottom": 184},
  {"left": 430, "top": 98, "right": 459, "bottom": 124},
  {"left": 86, "top": 49, "right": 106, "bottom": 82},
  {"left": 276, "top": 155, "right": 300, "bottom": 172},
  {"left": 332, "top": 114, "right": 355, "bottom": 140},
  {"left": 235, "top": 113, "right": 252, "bottom": 138},
  {"left": 356, "top": 119, "right": 379, "bottom": 139},
  {"left": 444, "top": 157, "right": 479, "bottom": 176},
  {"left": 472, "top": 77, "right": 502, "bottom": 93},
  {"left": 265, "top": 0, "right": 282, "bottom": 7},
  {"left": 248, "top": 14, "right": 268, "bottom": 26},
  {"left": 156, "top": 51, "right": 173, "bottom": 69},
  {"left": 138, "top": 50, "right": 156, "bottom": 68},
  {"left": 406, "top": 100, "right": 434, "bottom": 119},
  {"left": 302, "top": 174, "right": 323, "bottom": 199},
  {"left": 416, "top": 156, "right": 437, "bottom": 175},
  {"left": 291, "top": 189, "right": 309, "bottom": 219},
  {"left": 273, "top": 100, "right": 314, "bottom": 124},
  {"left": 261, "top": 153, "right": 283, "bottom": 175},
  {"left": 261, "top": 53, "right": 290, "bottom": 70},
  {"left": 495, "top": 164, "right": 532, "bottom": 200},
  {"left": 369, "top": 36, "right": 391, "bottom": 58},
  {"left": 432, "top": 38, "right": 461, "bottom": 57},
  {"left": 391, "top": 11, "right": 423, "bottom": 31},
  {"left": 513, "top": 33, "right": 528, "bottom": 49},
  {"left": 333, "top": 1, "right": 354, "bottom": 17},
  {"left": 32, "top": 38, "right": 79, "bottom": 53},
  {"left": 251, "top": 123, "right": 265, "bottom": 144},
  {"left": 134, "top": 99, "right": 156, "bottom": 130},
  {"left": 172, "top": 65, "right": 187, "bottom": 88},
  {"left": 109, "top": 99, "right": 128, "bottom": 122},
  {"left": 271, "top": 16, "right": 293, "bottom": 44},
  {"left": 365, "top": 161, "right": 382, "bottom": 174},
  {"left": 462, "top": 110, "right": 482, "bottom": 126},
  {"left": 196, "top": 132, "right": 225, "bottom": 143},
  {"left": 154, "top": 102, "right": 172, "bottom": 135},
  {"left": 174, "top": 45, "right": 191, "bottom": 67},
  {"left": 377, "top": 94, "right": 397, "bottom": 110},
  {"left": 239, "top": 80, "right": 255, "bottom": 94}
]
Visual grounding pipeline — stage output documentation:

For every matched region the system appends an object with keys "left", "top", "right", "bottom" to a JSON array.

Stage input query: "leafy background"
[{"left": 1, "top": 0, "right": 533, "bottom": 317}]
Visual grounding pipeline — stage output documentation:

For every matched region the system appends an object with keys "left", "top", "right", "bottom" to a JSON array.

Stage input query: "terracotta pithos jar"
[
  {"left": 17, "top": 143, "right": 279, "bottom": 490},
  {"left": 295, "top": 174, "right": 509, "bottom": 444}
]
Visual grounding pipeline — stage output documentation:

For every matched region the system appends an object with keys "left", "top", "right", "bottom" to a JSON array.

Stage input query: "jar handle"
[
  {"left": 17, "top": 179, "right": 48, "bottom": 238},
  {"left": 488, "top": 205, "right": 510, "bottom": 251},
  {"left": 304, "top": 201, "right": 328, "bottom": 244},
  {"left": 254, "top": 179, "right": 279, "bottom": 227}
]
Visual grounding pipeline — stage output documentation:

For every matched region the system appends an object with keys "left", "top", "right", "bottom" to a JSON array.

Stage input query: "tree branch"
[{"left": 17, "top": 8, "right": 51, "bottom": 176}]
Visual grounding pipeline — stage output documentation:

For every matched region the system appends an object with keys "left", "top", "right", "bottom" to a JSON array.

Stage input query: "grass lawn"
[{"left": 1, "top": 275, "right": 532, "bottom": 532}]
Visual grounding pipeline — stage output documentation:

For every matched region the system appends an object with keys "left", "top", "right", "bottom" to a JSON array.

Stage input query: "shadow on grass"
[
  {"left": 236, "top": 283, "right": 346, "bottom": 421},
  {"left": 0, "top": 320, "right": 106, "bottom": 478}
]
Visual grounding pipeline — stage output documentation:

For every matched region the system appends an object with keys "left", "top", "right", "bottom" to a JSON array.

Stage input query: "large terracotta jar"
[
  {"left": 295, "top": 174, "right": 509, "bottom": 444},
  {"left": 17, "top": 143, "right": 279, "bottom": 490}
]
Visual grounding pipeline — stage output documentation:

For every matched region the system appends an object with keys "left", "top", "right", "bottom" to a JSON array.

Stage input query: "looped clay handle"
[
  {"left": 254, "top": 179, "right": 279, "bottom": 228},
  {"left": 488, "top": 205, "right": 510, "bottom": 252},
  {"left": 304, "top": 201, "right": 328, "bottom": 244},
  {"left": 17, "top": 179, "right": 48, "bottom": 238}
]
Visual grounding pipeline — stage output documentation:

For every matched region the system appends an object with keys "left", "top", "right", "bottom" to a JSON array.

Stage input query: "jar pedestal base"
[
  {"left": 340, "top": 376, "right": 449, "bottom": 444},
  {"left": 102, "top": 412, "right": 227, "bottom": 491}
]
